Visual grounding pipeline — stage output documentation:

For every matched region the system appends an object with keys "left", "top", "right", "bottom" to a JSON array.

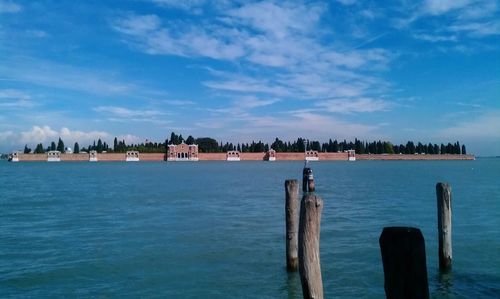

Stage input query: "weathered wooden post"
[
  {"left": 298, "top": 194, "right": 323, "bottom": 299},
  {"left": 379, "top": 227, "right": 429, "bottom": 299},
  {"left": 285, "top": 179, "right": 299, "bottom": 272},
  {"left": 302, "top": 168, "right": 315, "bottom": 192},
  {"left": 302, "top": 168, "right": 310, "bottom": 192},
  {"left": 436, "top": 182, "right": 452, "bottom": 271}
]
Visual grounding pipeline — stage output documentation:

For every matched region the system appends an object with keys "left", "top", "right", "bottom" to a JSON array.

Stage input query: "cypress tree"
[
  {"left": 56, "top": 138, "right": 65, "bottom": 153},
  {"left": 97, "top": 139, "right": 103, "bottom": 153},
  {"left": 74, "top": 142, "right": 80, "bottom": 153},
  {"left": 333, "top": 140, "right": 339, "bottom": 152},
  {"left": 186, "top": 135, "right": 195, "bottom": 145},
  {"left": 34, "top": 143, "right": 44, "bottom": 153}
]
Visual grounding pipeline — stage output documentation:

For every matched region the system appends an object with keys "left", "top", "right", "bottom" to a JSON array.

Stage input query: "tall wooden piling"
[
  {"left": 379, "top": 227, "right": 429, "bottom": 299},
  {"left": 436, "top": 182, "right": 452, "bottom": 271},
  {"left": 285, "top": 179, "right": 300, "bottom": 271},
  {"left": 298, "top": 194, "right": 323, "bottom": 299}
]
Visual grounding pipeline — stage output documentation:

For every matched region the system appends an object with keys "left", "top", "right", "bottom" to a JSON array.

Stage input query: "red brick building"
[{"left": 167, "top": 142, "right": 199, "bottom": 161}]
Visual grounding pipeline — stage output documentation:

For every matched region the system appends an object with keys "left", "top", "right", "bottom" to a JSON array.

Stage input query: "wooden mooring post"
[
  {"left": 302, "top": 167, "right": 315, "bottom": 192},
  {"left": 379, "top": 227, "right": 429, "bottom": 299},
  {"left": 298, "top": 194, "right": 323, "bottom": 299},
  {"left": 436, "top": 182, "right": 452, "bottom": 271},
  {"left": 285, "top": 179, "right": 299, "bottom": 271}
]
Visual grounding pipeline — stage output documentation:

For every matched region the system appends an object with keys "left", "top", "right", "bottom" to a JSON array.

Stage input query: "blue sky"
[{"left": 0, "top": 0, "right": 499, "bottom": 155}]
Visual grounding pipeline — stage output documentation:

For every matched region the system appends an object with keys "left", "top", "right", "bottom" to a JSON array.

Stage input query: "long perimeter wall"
[{"left": 14, "top": 152, "right": 475, "bottom": 162}]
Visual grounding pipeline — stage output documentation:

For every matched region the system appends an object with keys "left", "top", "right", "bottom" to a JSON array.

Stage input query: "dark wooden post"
[
  {"left": 379, "top": 227, "right": 429, "bottom": 299},
  {"left": 302, "top": 168, "right": 310, "bottom": 192},
  {"left": 302, "top": 168, "right": 315, "bottom": 192},
  {"left": 285, "top": 179, "right": 299, "bottom": 271},
  {"left": 307, "top": 170, "right": 315, "bottom": 192},
  {"left": 436, "top": 182, "right": 452, "bottom": 271},
  {"left": 298, "top": 194, "right": 323, "bottom": 299}
]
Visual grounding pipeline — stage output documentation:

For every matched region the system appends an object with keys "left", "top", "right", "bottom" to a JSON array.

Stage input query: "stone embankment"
[{"left": 14, "top": 152, "right": 475, "bottom": 162}]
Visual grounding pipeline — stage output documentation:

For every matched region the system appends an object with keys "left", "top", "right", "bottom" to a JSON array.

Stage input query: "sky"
[{"left": 0, "top": 0, "right": 499, "bottom": 155}]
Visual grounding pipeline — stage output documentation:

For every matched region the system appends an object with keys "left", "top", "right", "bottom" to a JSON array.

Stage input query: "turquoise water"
[{"left": 1, "top": 159, "right": 499, "bottom": 298}]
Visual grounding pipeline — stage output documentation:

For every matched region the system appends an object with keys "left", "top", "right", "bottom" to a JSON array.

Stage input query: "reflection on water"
[
  {"left": 432, "top": 271, "right": 500, "bottom": 299},
  {"left": 435, "top": 271, "right": 455, "bottom": 298},
  {"left": 286, "top": 271, "right": 301, "bottom": 299}
]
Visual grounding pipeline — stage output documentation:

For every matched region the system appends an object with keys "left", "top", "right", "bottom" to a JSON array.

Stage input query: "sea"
[{"left": 1, "top": 159, "right": 499, "bottom": 298}]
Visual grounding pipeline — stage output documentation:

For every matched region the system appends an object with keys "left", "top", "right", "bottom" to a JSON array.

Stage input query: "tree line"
[
  {"left": 20, "top": 132, "right": 468, "bottom": 155},
  {"left": 166, "top": 132, "right": 467, "bottom": 155}
]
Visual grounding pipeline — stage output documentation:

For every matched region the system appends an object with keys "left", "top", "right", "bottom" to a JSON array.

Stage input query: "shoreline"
[{"left": 10, "top": 152, "right": 475, "bottom": 162}]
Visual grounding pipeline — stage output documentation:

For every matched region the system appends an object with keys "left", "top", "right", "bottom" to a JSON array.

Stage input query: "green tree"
[
  {"left": 23, "top": 144, "right": 31, "bottom": 154},
  {"left": 332, "top": 140, "right": 339, "bottom": 152},
  {"left": 196, "top": 137, "right": 219, "bottom": 153},
  {"left": 170, "top": 132, "right": 180, "bottom": 145},
  {"left": 57, "top": 138, "right": 65, "bottom": 153},
  {"left": 97, "top": 139, "right": 103, "bottom": 153},
  {"left": 461, "top": 144, "right": 466, "bottom": 155},
  {"left": 384, "top": 142, "right": 394, "bottom": 154},
  {"left": 271, "top": 137, "right": 285, "bottom": 152},
  {"left": 297, "top": 138, "right": 305, "bottom": 152},
  {"left": 186, "top": 135, "right": 195, "bottom": 145},
  {"left": 34, "top": 143, "right": 45, "bottom": 153},
  {"left": 50, "top": 141, "right": 57, "bottom": 151},
  {"left": 74, "top": 142, "right": 80, "bottom": 154}
]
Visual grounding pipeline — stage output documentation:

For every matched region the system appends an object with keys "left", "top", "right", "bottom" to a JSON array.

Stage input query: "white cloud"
[
  {"left": 0, "top": 88, "right": 29, "bottom": 99},
  {"left": 360, "top": 9, "right": 379, "bottom": 19},
  {"left": 150, "top": 0, "right": 206, "bottom": 11},
  {"left": 93, "top": 106, "right": 171, "bottom": 125},
  {"left": 115, "top": 134, "right": 142, "bottom": 144},
  {"left": 447, "top": 20, "right": 500, "bottom": 37},
  {"left": 59, "top": 127, "right": 109, "bottom": 143},
  {"left": 0, "top": 58, "right": 136, "bottom": 96},
  {"left": 0, "top": 130, "right": 14, "bottom": 142},
  {"left": 223, "top": 111, "right": 380, "bottom": 142},
  {"left": 237, "top": 96, "right": 280, "bottom": 108},
  {"left": 113, "top": 14, "right": 246, "bottom": 60},
  {"left": 336, "top": 0, "right": 356, "bottom": 6},
  {"left": 438, "top": 110, "right": 500, "bottom": 139},
  {"left": 162, "top": 99, "right": 195, "bottom": 106},
  {"left": 25, "top": 30, "right": 48, "bottom": 38},
  {"left": 0, "top": 0, "right": 21, "bottom": 13},
  {"left": 315, "top": 98, "right": 391, "bottom": 114},
  {"left": 19, "top": 125, "right": 57, "bottom": 144},
  {"left": 112, "top": 14, "right": 161, "bottom": 35},
  {"left": 203, "top": 77, "right": 289, "bottom": 97},
  {"left": 0, "top": 99, "right": 35, "bottom": 108},
  {"left": 413, "top": 33, "right": 458, "bottom": 42},
  {"left": 224, "top": 2, "right": 323, "bottom": 39},
  {"left": 18, "top": 126, "right": 109, "bottom": 145},
  {"left": 112, "top": 3, "right": 395, "bottom": 108},
  {"left": 422, "top": 0, "right": 473, "bottom": 15},
  {"left": 0, "top": 88, "right": 36, "bottom": 109},
  {"left": 94, "top": 106, "right": 165, "bottom": 118},
  {"left": 457, "top": 0, "right": 497, "bottom": 19}
]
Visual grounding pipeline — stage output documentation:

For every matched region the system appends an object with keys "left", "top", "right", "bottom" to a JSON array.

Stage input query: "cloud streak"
[
  {"left": 112, "top": 2, "right": 395, "bottom": 105},
  {"left": 0, "top": 0, "right": 21, "bottom": 13}
]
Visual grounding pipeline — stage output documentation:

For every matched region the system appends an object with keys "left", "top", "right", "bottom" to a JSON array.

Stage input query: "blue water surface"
[{"left": 1, "top": 159, "right": 499, "bottom": 298}]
